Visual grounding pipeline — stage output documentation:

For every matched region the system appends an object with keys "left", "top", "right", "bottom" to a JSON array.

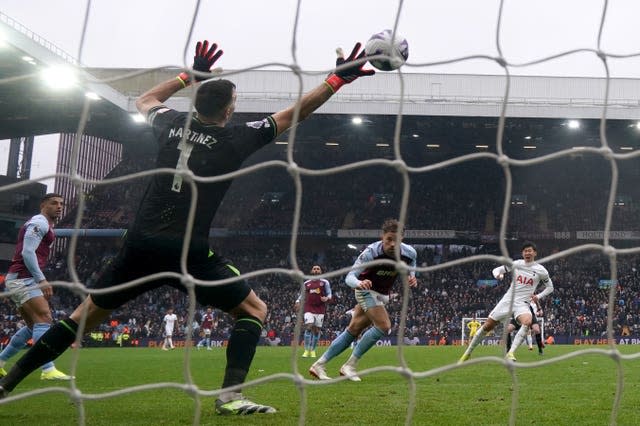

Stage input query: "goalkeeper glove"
[
  {"left": 324, "top": 42, "right": 375, "bottom": 93},
  {"left": 177, "top": 40, "right": 224, "bottom": 87}
]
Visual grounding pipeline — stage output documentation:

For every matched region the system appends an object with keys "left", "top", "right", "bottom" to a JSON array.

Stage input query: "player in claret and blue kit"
[
  {"left": 310, "top": 219, "right": 418, "bottom": 381},
  {"left": 295, "top": 265, "right": 332, "bottom": 358}
]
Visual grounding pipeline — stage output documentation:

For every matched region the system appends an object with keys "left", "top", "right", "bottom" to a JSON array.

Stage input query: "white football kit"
[
  {"left": 489, "top": 259, "right": 553, "bottom": 322},
  {"left": 164, "top": 313, "right": 178, "bottom": 337}
]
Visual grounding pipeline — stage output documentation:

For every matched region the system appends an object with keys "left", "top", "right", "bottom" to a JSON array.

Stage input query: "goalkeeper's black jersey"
[{"left": 130, "top": 106, "right": 276, "bottom": 256}]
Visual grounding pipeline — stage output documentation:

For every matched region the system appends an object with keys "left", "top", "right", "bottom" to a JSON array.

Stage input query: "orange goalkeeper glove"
[{"left": 324, "top": 42, "right": 375, "bottom": 93}]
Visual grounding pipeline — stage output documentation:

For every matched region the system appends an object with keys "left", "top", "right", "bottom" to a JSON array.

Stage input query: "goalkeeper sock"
[
  {"left": 1, "top": 319, "right": 78, "bottom": 392},
  {"left": 318, "top": 329, "right": 356, "bottom": 364},
  {"left": 353, "top": 326, "right": 385, "bottom": 359},
  {"left": 0, "top": 326, "right": 32, "bottom": 365},
  {"left": 221, "top": 316, "right": 262, "bottom": 393}
]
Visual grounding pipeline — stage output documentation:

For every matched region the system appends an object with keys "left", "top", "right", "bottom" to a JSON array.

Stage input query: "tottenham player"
[
  {"left": 161, "top": 307, "right": 178, "bottom": 350},
  {"left": 0, "top": 193, "right": 73, "bottom": 381},
  {"left": 506, "top": 300, "right": 545, "bottom": 355},
  {"left": 309, "top": 219, "right": 417, "bottom": 381},
  {"left": 295, "top": 265, "right": 332, "bottom": 358},
  {"left": 458, "top": 241, "right": 553, "bottom": 363},
  {"left": 0, "top": 38, "right": 375, "bottom": 415}
]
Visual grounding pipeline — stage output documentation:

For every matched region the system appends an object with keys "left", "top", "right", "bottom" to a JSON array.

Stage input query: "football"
[{"left": 364, "top": 29, "right": 409, "bottom": 71}]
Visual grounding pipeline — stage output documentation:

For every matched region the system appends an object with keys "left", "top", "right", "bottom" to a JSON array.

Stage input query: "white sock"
[
  {"left": 509, "top": 325, "right": 529, "bottom": 354},
  {"left": 464, "top": 326, "right": 488, "bottom": 356},
  {"left": 344, "top": 354, "right": 359, "bottom": 367}
]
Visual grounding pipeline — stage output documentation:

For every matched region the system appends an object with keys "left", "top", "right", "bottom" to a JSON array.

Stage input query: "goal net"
[{"left": 1, "top": 1, "right": 640, "bottom": 425}]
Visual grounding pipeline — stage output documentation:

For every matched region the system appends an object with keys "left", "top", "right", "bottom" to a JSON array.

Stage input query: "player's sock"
[
  {"left": 526, "top": 334, "right": 533, "bottom": 348},
  {"left": 318, "top": 329, "right": 356, "bottom": 364},
  {"left": 303, "top": 330, "right": 312, "bottom": 351},
  {"left": 311, "top": 332, "right": 320, "bottom": 351},
  {"left": 0, "top": 326, "right": 32, "bottom": 366},
  {"left": 0, "top": 319, "right": 78, "bottom": 392},
  {"left": 221, "top": 316, "right": 262, "bottom": 399},
  {"left": 32, "top": 323, "right": 56, "bottom": 371},
  {"left": 508, "top": 325, "right": 529, "bottom": 354},
  {"left": 353, "top": 326, "right": 385, "bottom": 359},
  {"left": 463, "top": 326, "right": 487, "bottom": 356},
  {"left": 535, "top": 333, "right": 543, "bottom": 349}
]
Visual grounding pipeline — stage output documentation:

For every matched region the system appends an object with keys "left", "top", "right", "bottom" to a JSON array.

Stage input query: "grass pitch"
[{"left": 1, "top": 344, "right": 639, "bottom": 425}]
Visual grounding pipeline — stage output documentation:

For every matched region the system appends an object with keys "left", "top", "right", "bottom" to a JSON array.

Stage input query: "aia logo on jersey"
[{"left": 516, "top": 274, "right": 534, "bottom": 286}]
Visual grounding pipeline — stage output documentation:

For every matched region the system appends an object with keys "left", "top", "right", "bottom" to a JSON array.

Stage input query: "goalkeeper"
[
  {"left": 0, "top": 38, "right": 374, "bottom": 416},
  {"left": 466, "top": 315, "right": 482, "bottom": 342}
]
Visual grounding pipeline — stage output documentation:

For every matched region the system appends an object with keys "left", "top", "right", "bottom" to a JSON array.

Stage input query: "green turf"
[{"left": 1, "top": 345, "right": 639, "bottom": 425}]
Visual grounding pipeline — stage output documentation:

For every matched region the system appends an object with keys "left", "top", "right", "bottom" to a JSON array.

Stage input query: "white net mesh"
[{"left": 1, "top": 1, "right": 640, "bottom": 425}]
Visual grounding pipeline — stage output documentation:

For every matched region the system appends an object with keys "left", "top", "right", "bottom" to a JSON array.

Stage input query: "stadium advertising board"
[
  {"left": 337, "top": 229, "right": 456, "bottom": 239},
  {"left": 577, "top": 230, "right": 640, "bottom": 240},
  {"left": 477, "top": 279, "right": 499, "bottom": 287}
]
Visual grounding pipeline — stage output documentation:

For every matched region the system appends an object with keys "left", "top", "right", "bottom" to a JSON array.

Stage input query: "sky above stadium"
[
  {"left": 2, "top": 0, "right": 640, "bottom": 78},
  {"left": 2, "top": 0, "right": 640, "bottom": 191}
]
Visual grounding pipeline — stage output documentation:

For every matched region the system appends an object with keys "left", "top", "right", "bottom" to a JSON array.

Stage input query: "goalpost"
[{"left": 461, "top": 317, "right": 545, "bottom": 346}]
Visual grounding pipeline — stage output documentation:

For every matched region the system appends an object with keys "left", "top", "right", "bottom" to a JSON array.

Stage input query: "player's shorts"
[
  {"left": 91, "top": 241, "right": 251, "bottom": 312},
  {"left": 303, "top": 312, "right": 325, "bottom": 328},
  {"left": 355, "top": 289, "right": 389, "bottom": 312},
  {"left": 4, "top": 274, "right": 43, "bottom": 307},
  {"left": 489, "top": 298, "right": 531, "bottom": 323},
  {"left": 203, "top": 327, "right": 212, "bottom": 336},
  {"left": 509, "top": 305, "right": 538, "bottom": 328},
  {"left": 164, "top": 328, "right": 173, "bottom": 337}
]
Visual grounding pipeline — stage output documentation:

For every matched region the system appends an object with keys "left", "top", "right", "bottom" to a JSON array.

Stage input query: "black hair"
[
  {"left": 41, "top": 193, "right": 63, "bottom": 203},
  {"left": 521, "top": 241, "right": 537, "bottom": 252},
  {"left": 195, "top": 79, "right": 236, "bottom": 118}
]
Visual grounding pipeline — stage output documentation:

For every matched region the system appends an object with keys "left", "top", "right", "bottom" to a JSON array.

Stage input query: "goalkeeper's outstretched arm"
[{"left": 271, "top": 42, "right": 374, "bottom": 137}]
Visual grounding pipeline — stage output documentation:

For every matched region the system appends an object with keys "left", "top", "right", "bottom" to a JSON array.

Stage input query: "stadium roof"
[{"left": 3, "top": 12, "right": 640, "bottom": 154}]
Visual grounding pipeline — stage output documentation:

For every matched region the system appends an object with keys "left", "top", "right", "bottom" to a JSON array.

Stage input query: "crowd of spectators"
[
  {"left": 1, "top": 151, "right": 639, "bottom": 348},
  {"left": 2, "top": 237, "right": 638, "bottom": 349},
  {"left": 52, "top": 151, "right": 640, "bottom": 236}
]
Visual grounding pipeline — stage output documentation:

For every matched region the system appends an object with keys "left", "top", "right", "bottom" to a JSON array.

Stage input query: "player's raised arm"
[
  {"left": 271, "top": 42, "right": 374, "bottom": 137},
  {"left": 136, "top": 40, "right": 224, "bottom": 117},
  {"left": 492, "top": 265, "right": 507, "bottom": 280}
]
